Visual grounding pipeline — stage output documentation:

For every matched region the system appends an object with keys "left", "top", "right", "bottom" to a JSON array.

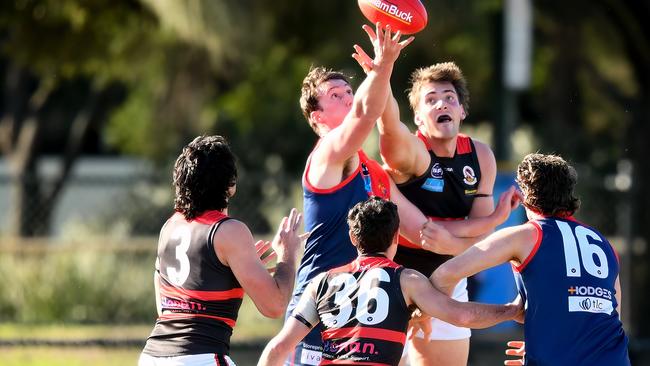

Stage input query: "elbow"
[
  {"left": 431, "top": 266, "right": 457, "bottom": 293},
  {"left": 257, "top": 300, "right": 287, "bottom": 319}
]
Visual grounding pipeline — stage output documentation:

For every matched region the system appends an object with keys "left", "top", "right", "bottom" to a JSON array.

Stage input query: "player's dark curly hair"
[
  {"left": 300, "top": 66, "right": 351, "bottom": 133},
  {"left": 347, "top": 197, "right": 400, "bottom": 254},
  {"left": 516, "top": 153, "right": 580, "bottom": 217},
  {"left": 173, "top": 135, "right": 237, "bottom": 219}
]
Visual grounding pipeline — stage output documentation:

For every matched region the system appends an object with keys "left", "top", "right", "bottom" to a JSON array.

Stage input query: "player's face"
[
  {"left": 315, "top": 79, "right": 354, "bottom": 130},
  {"left": 414, "top": 81, "right": 466, "bottom": 140}
]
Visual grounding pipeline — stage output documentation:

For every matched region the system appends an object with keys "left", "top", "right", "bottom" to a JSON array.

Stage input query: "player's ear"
[
  {"left": 414, "top": 111, "right": 424, "bottom": 127},
  {"left": 310, "top": 110, "right": 322, "bottom": 123},
  {"left": 348, "top": 230, "right": 359, "bottom": 249},
  {"left": 460, "top": 106, "right": 467, "bottom": 120}
]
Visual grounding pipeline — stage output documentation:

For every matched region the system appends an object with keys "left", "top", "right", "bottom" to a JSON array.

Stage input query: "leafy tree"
[{"left": 0, "top": 0, "right": 161, "bottom": 236}]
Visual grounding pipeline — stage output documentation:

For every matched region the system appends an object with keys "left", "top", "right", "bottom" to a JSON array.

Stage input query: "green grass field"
[{"left": 0, "top": 297, "right": 282, "bottom": 366}]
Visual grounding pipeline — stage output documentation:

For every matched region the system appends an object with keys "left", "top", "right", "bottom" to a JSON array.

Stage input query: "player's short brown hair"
[
  {"left": 407, "top": 62, "right": 469, "bottom": 114},
  {"left": 516, "top": 153, "right": 581, "bottom": 217},
  {"left": 300, "top": 66, "right": 350, "bottom": 133},
  {"left": 347, "top": 197, "right": 400, "bottom": 254}
]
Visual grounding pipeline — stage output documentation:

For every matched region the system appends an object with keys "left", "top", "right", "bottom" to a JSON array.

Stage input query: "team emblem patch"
[
  {"left": 431, "top": 163, "right": 444, "bottom": 179},
  {"left": 462, "top": 166, "right": 477, "bottom": 185}
]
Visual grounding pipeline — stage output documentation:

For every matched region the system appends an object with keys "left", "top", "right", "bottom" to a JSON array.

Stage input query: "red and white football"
[{"left": 358, "top": 0, "right": 428, "bottom": 35}]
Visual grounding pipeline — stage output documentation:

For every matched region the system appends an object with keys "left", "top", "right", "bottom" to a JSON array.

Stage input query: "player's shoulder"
[
  {"left": 212, "top": 219, "right": 253, "bottom": 245},
  {"left": 399, "top": 268, "right": 429, "bottom": 287},
  {"left": 469, "top": 137, "right": 495, "bottom": 159}
]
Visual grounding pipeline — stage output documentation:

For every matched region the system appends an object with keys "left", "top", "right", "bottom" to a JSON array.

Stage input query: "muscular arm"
[
  {"left": 257, "top": 280, "right": 319, "bottom": 366},
  {"left": 351, "top": 41, "right": 429, "bottom": 183},
  {"left": 310, "top": 26, "right": 413, "bottom": 189},
  {"left": 377, "top": 89, "right": 431, "bottom": 182},
  {"left": 431, "top": 224, "right": 537, "bottom": 295},
  {"left": 437, "top": 140, "right": 500, "bottom": 238},
  {"left": 389, "top": 178, "right": 428, "bottom": 245},
  {"left": 216, "top": 220, "right": 299, "bottom": 318},
  {"left": 402, "top": 269, "right": 521, "bottom": 328}
]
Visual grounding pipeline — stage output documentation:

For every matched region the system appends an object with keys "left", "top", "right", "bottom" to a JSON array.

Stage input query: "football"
[{"left": 358, "top": 0, "right": 428, "bottom": 35}]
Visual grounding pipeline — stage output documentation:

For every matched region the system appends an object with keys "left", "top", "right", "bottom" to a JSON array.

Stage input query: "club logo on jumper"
[
  {"left": 369, "top": 0, "right": 414, "bottom": 24},
  {"left": 567, "top": 285, "right": 614, "bottom": 315},
  {"left": 462, "top": 166, "right": 477, "bottom": 185},
  {"left": 431, "top": 163, "right": 444, "bottom": 179}
]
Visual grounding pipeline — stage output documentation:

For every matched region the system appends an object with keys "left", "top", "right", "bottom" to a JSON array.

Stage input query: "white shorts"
[
  {"left": 413, "top": 278, "right": 471, "bottom": 341},
  {"left": 138, "top": 353, "right": 236, "bottom": 366}
]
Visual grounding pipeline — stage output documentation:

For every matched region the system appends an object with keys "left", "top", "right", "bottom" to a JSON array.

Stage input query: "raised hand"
[
  {"left": 352, "top": 43, "right": 373, "bottom": 74},
  {"left": 504, "top": 341, "right": 525, "bottom": 365},
  {"left": 491, "top": 186, "right": 523, "bottom": 225},
  {"left": 407, "top": 308, "right": 432, "bottom": 340},
  {"left": 359, "top": 22, "right": 415, "bottom": 71},
  {"left": 254, "top": 239, "right": 277, "bottom": 273},
  {"left": 271, "top": 208, "right": 303, "bottom": 264},
  {"left": 420, "top": 219, "right": 456, "bottom": 254}
]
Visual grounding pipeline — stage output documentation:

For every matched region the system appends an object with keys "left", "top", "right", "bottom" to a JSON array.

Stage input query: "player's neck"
[{"left": 427, "top": 135, "right": 457, "bottom": 158}]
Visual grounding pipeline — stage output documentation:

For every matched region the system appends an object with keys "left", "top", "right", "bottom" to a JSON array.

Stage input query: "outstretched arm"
[
  {"left": 312, "top": 24, "right": 414, "bottom": 169},
  {"left": 216, "top": 209, "right": 303, "bottom": 318},
  {"left": 428, "top": 186, "right": 522, "bottom": 242},
  {"left": 257, "top": 280, "right": 320, "bottom": 366},
  {"left": 431, "top": 223, "right": 537, "bottom": 295},
  {"left": 402, "top": 269, "right": 523, "bottom": 329},
  {"left": 352, "top": 34, "right": 429, "bottom": 182}
]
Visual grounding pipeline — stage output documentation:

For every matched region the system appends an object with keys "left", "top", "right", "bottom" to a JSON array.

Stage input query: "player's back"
[
  {"left": 514, "top": 216, "right": 630, "bottom": 365},
  {"left": 143, "top": 211, "right": 244, "bottom": 356},
  {"left": 316, "top": 255, "right": 410, "bottom": 365}
]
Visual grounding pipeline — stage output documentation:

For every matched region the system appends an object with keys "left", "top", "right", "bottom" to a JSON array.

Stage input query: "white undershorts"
[
  {"left": 138, "top": 353, "right": 236, "bottom": 366},
  {"left": 412, "top": 278, "right": 471, "bottom": 341}
]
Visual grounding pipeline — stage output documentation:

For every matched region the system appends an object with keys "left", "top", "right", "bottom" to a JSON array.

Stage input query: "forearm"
[
  {"left": 258, "top": 338, "right": 291, "bottom": 366},
  {"left": 353, "top": 64, "right": 393, "bottom": 122},
  {"left": 424, "top": 234, "right": 481, "bottom": 256},
  {"left": 455, "top": 301, "right": 519, "bottom": 329},
  {"left": 271, "top": 260, "right": 298, "bottom": 308},
  {"left": 440, "top": 217, "right": 499, "bottom": 238}
]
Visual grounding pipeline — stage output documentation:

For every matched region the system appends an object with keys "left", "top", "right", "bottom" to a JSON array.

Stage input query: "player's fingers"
[
  {"left": 255, "top": 240, "right": 272, "bottom": 255},
  {"left": 262, "top": 251, "right": 277, "bottom": 265},
  {"left": 383, "top": 24, "right": 392, "bottom": 44},
  {"left": 504, "top": 360, "right": 524, "bottom": 366},
  {"left": 353, "top": 44, "right": 373, "bottom": 61},
  {"left": 299, "top": 231, "right": 312, "bottom": 241},
  {"left": 392, "top": 30, "right": 402, "bottom": 42},
  {"left": 505, "top": 349, "right": 524, "bottom": 356},
  {"left": 375, "top": 22, "right": 383, "bottom": 45},
  {"left": 507, "top": 341, "right": 525, "bottom": 348},
  {"left": 362, "top": 24, "right": 378, "bottom": 42},
  {"left": 399, "top": 36, "right": 415, "bottom": 48},
  {"left": 287, "top": 208, "right": 298, "bottom": 228},
  {"left": 278, "top": 216, "right": 289, "bottom": 233}
]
